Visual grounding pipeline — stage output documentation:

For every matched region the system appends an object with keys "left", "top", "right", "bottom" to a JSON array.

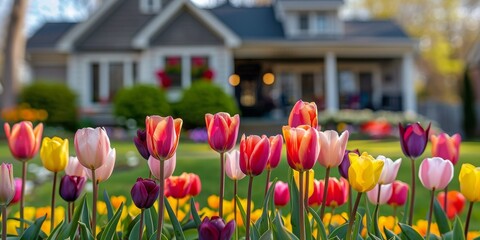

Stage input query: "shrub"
[
  {"left": 113, "top": 84, "right": 171, "bottom": 127},
  {"left": 20, "top": 82, "right": 77, "bottom": 130},
  {"left": 175, "top": 81, "right": 239, "bottom": 128}
]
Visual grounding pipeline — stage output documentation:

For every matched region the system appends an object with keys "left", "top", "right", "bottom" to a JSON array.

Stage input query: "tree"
[{"left": 462, "top": 67, "right": 476, "bottom": 138}]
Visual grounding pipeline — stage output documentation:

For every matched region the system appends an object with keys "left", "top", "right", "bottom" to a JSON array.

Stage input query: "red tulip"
[
  {"left": 4, "top": 121, "right": 43, "bottom": 161},
  {"left": 308, "top": 179, "right": 323, "bottom": 207},
  {"left": 324, "top": 177, "right": 349, "bottom": 208},
  {"left": 205, "top": 113, "right": 240, "bottom": 153},
  {"left": 188, "top": 173, "right": 202, "bottom": 197},
  {"left": 146, "top": 116, "right": 182, "bottom": 161},
  {"left": 272, "top": 181, "right": 290, "bottom": 207},
  {"left": 165, "top": 173, "right": 192, "bottom": 199},
  {"left": 282, "top": 125, "right": 320, "bottom": 171},
  {"left": 288, "top": 100, "right": 318, "bottom": 129},
  {"left": 239, "top": 135, "right": 270, "bottom": 176},
  {"left": 430, "top": 133, "right": 461, "bottom": 165},
  {"left": 437, "top": 191, "right": 466, "bottom": 219},
  {"left": 398, "top": 122, "right": 431, "bottom": 159},
  {"left": 265, "top": 134, "right": 283, "bottom": 170},
  {"left": 387, "top": 180, "right": 409, "bottom": 207}
]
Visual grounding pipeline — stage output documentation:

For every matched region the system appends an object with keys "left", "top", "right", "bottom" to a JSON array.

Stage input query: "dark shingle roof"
[
  {"left": 345, "top": 20, "right": 409, "bottom": 38},
  {"left": 209, "top": 4, "right": 285, "bottom": 40},
  {"left": 27, "top": 22, "right": 76, "bottom": 50}
]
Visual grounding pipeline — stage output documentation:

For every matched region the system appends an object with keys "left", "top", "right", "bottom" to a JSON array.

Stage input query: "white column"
[
  {"left": 325, "top": 52, "right": 338, "bottom": 112},
  {"left": 124, "top": 60, "right": 134, "bottom": 87},
  {"left": 402, "top": 52, "right": 416, "bottom": 114},
  {"left": 182, "top": 55, "right": 191, "bottom": 88},
  {"left": 99, "top": 61, "right": 109, "bottom": 102}
]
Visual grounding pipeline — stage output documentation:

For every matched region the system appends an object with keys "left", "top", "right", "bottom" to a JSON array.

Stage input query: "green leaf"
[
  {"left": 258, "top": 179, "right": 277, "bottom": 235},
  {"left": 272, "top": 210, "right": 296, "bottom": 240},
  {"left": 352, "top": 212, "right": 363, "bottom": 240},
  {"left": 305, "top": 213, "right": 312, "bottom": 240},
  {"left": 79, "top": 222, "right": 95, "bottom": 240},
  {"left": 145, "top": 207, "right": 157, "bottom": 240},
  {"left": 164, "top": 196, "right": 186, "bottom": 240},
  {"left": 383, "top": 226, "right": 401, "bottom": 240},
  {"left": 103, "top": 189, "right": 115, "bottom": 221},
  {"left": 259, "top": 229, "right": 273, "bottom": 240},
  {"left": 398, "top": 223, "right": 424, "bottom": 240},
  {"left": 401, "top": 192, "right": 410, "bottom": 224},
  {"left": 328, "top": 223, "right": 348, "bottom": 239},
  {"left": 433, "top": 198, "right": 451, "bottom": 235},
  {"left": 452, "top": 217, "right": 465, "bottom": 240},
  {"left": 63, "top": 195, "right": 88, "bottom": 239},
  {"left": 19, "top": 215, "right": 47, "bottom": 240},
  {"left": 100, "top": 202, "right": 124, "bottom": 240},
  {"left": 308, "top": 207, "right": 327, "bottom": 240},
  {"left": 236, "top": 195, "right": 248, "bottom": 232},
  {"left": 190, "top": 197, "right": 201, "bottom": 227},
  {"left": 289, "top": 170, "right": 300, "bottom": 238},
  {"left": 128, "top": 216, "right": 142, "bottom": 240},
  {"left": 46, "top": 220, "right": 66, "bottom": 240}
]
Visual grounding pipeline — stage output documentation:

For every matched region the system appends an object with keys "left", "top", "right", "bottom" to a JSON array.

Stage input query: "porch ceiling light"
[
  {"left": 229, "top": 74, "right": 240, "bottom": 86},
  {"left": 263, "top": 73, "right": 275, "bottom": 85}
]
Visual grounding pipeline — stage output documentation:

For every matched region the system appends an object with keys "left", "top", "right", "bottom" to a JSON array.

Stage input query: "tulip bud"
[
  {"left": 459, "top": 164, "right": 480, "bottom": 202},
  {"left": 283, "top": 125, "right": 320, "bottom": 172},
  {"left": 9, "top": 178, "right": 22, "bottom": 205},
  {"left": 376, "top": 155, "right": 402, "bottom": 185},
  {"left": 288, "top": 100, "right": 318, "bottom": 129},
  {"left": 134, "top": 129, "right": 150, "bottom": 160},
  {"left": 318, "top": 130, "right": 349, "bottom": 168},
  {"left": 165, "top": 173, "right": 192, "bottom": 199},
  {"left": 146, "top": 116, "right": 182, "bottom": 161},
  {"left": 4, "top": 121, "right": 43, "bottom": 161},
  {"left": 348, "top": 152, "right": 384, "bottom": 193},
  {"left": 131, "top": 177, "right": 159, "bottom": 209},
  {"left": 430, "top": 133, "right": 461, "bottom": 165},
  {"left": 265, "top": 135, "right": 283, "bottom": 170},
  {"left": 40, "top": 137, "right": 69, "bottom": 172},
  {"left": 387, "top": 180, "right": 409, "bottom": 207},
  {"left": 398, "top": 122, "right": 431, "bottom": 159},
  {"left": 205, "top": 112, "right": 240, "bottom": 154},
  {"left": 272, "top": 181, "right": 290, "bottom": 207},
  {"left": 0, "top": 163, "right": 15, "bottom": 206},
  {"left": 59, "top": 175, "right": 86, "bottom": 202},
  {"left": 198, "top": 216, "right": 235, "bottom": 240}
]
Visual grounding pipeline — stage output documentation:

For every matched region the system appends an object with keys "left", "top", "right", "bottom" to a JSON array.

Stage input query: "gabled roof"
[
  {"left": 27, "top": 23, "right": 76, "bottom": 51},
  {"left": 345, "top": 20, "right": 409, "bottom": 38}
]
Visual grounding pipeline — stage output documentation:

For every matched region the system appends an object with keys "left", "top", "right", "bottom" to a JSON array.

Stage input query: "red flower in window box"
[
  {"left": 156, "top": 70, "right": 171, "bottom": 88},
  {"left": 202, "top": 69, "right": 214, "bottom": 81}
]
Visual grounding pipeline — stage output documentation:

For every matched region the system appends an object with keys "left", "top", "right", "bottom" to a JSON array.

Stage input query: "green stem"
[
  {"left": 304, "top": 170, "right": 310, "bottom": 208},
  {"left": 245, "top": 176, "right": 254, "bottom": 240},
  {"left": 426, "top": 189, "right": 435, "bottom": 240},
  {"left": 156, "top": 160, "right": 165, "bottom": 240},
  {"left": 234, "top": 179, "right": 238, "bottom": 240},
  {"left": 2, "top": 205, "right": 7, "bottom": 240},
  {"left": 346, "top": 192, "right": 363, "bottom": 240},
  {"left": 299, "top": 170, "right": 305, "bottom": 240},
  {"left": 464, "top": 201, "right": 474, "bottom": 238},
  {"left": 320, "top": 167, "right": 331, "bottom": 219},
  {"left": 408, "top": 158, "right": 416, "bottom": 226},
  {"left": 139, "top": 209, "right": 144, "bottom": 240},
  {"left": 348, "top": 185, "right": 352, "bottom": 218},
  {"left": 91, "top": 169, "right": 97, "bottom": 237},
  {"left": 50, "top": 172, "right": 58, "bottom": 233},
  {"left": 219, "top": 152, "right": 225, "bottom": 218},
  {"left": 373, "top": 184, "right": 381, "bottom": 237},
  {"left": 176, "top": 198, "right": 179, "bottom": 218},
  {"left": 444, "top": 185, "right": 448, "bottom": 215},
  {"left": 20, "top": 161, "right": 27, "bottom": 232},
  {"left": 67, "top": 202, "right": 72, "bottom": 223},
  {"left": 264, "top": 169, "right": 271, "bottom": 197}
]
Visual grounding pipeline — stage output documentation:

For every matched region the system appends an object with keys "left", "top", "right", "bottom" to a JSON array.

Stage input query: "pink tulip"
[
  {"left": 146, "top": 116, "right": 183, "bottom": 161},
  {"left": 205, "top": 112, "right": 240, "bottom": 153},
  {"left": 317, "top": 130, "right": 349, "bottom": 168},
  {"left": 0, "top": 163, "right": 15, "bottom": 205},
  {"left": 85, "top": 148, "right": 116, "bottom": 183},
  {"left": 273, "top": 181, "right": 290, "bottom": 207},
  {"left": 387, "top": 180, "right": 409, "bottom": 207},
  {"left": 148, "top": 154, "right": 176, "bottom": 180},
  {"left": 9, "top": 178, "right": 22, "bottom": 205},
  {"left": 4, "top": 121, "right": 43, "bottom": 160},
  {"left": 376, "top": 155, "right": 402, "bottom": 185},
  {"left": 74, "top": 127, "right": 111, "bottom": 170},
  {"left": 239, "top": 135, "right": 270, "bottom": 176},
  {"left": 419, "top": 157, "right": 454, "bottom": 191},
  {"left": 225, "top": 150, "right": 246, "bottom": 180},
  {"left": 288, "top": 100, "right": 318, "bottom": 129},
  {"left": 367, "top": 184, "right": 394, "bottom": 204},
  {"left": 282, "top": 125, "right": 320, "bottom": 171},
  {"left": 430, "top": 133, "right": 461, "bottom": 165},
  {"left": 265, "top": 135, "right": 283, "bottom": 170},
  {"left": 65, "top": 156, "right": 86, "bottom": 177}
]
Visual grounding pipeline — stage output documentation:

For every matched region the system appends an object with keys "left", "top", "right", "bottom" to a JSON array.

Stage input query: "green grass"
[{"left": 2, "top": 139, "right": 479, "bottom": 230}]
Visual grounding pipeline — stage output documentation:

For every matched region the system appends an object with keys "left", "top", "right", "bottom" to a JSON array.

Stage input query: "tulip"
[
  {"left": 324, "top": 177, "right": 349, "bottom": 208},
  {"left": 317, "top": 130, "right": 349, "bottom": 218},
  {"left": 399, "top": 122, "right": 430, "bottom": 226},
  {"left": 294, "top": 169, "right": 315, "bottom": 198},
  {"left": 367, "top": 184, "right": 393, "bottom": 205},
  {"left": 239, "top": 135, "right": 270, "bottom": 177},
  {"left": 9, "top": 178, "right": 22, "bottom": 205},
  {"left": 338, "top": 149, "right": 360, "bottom": 179},
  {"left": 387, "top": 180, "right": 409, "bottom": 207},
  {"left": 272, "top": 181, "right": 290, "bottom": 207},
  {"left": 65, "top": 156, "right": 86, "bottom": 177},
  {"left": 134, "top": 129, "right": 150, "bottom": 160},
  {"left": 74, "top": 127, "right": 111, "bottom": 170},
  {"left": 198, "top": 216, "right": 235, "bottom": 240},
  {"left": 188, "top": 173, "right": 202, "bottom": 197},
  {"left": 131, "top": 178, "right": 159, "bottom": 209},
  {"left": 225, "top": 150, "right": 246, "bottom": 181},
  {"left": 430, "top": 133, "right": 461, "bottom": 165},
  {"left": 85, "top": 148, "right": 116, "bottom": 183},
  {"left": 459, "top": 164, "right": 480, "bottom": 236},
  {"left": 166, "top": 173, "right": 192, "bottom": 199},
  {"left": 308, "top": 179, "right": 323, "bottom": 207},
  {"left": 40, "top": 137, "right": 69, "bottom": 172},
  {"left": 437, "top": 191, "right": 465, "bottom": 220},
  {"left": 4, "top": 121, "right": 43, "bottom": 161},
  {"left": 264, "top": 135, "right": 283, "bottom": 195},
  {"left": 59, "top": 175, "right": 86, "bottom": 203},
  {"left": 288, "top": 100, "right": 318, "bottom": 129},
  {"left": 0, "top": 163, "right": 15, "bottom": 206},
  {"left": 376, "top": 156, "right": 402, "bottom": 185},
  {"left": 418, "top": 157, "right": 453, "bottom": 239},
  {"left": 148, "top": 154, "right": 176, "bottom": 180},
  {"left": 282, "top": 125, "right": 320, "bottom": 172},
  {"left": 205, "top": 112, "right": 240, "bottom": 154}
]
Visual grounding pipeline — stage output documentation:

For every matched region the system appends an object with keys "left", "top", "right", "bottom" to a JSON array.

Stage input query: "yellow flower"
[
  {"left": 282, "top": 214, "right": 292, "bottom": 232},
  {"left": 128, "top": 203, "right": 141, "bottom": 217},
  {"left": 348, "top": 152, "right": 384, "bottom": 192},
  {"left": 413, "top": 220, "right": 439, "bottom": 237},
  {"left": 207, "top": 195, "right": 220, "bottom": 209},
  {"left": 110, "top": 195, "right": 127, "bottom": 210},
  {"left": 250, "top": 209, "right": 263, "bottom": 223},
  {"left": 378, "top": 216, "right": 401, "bottom": 238},
  {"left": 459, "top": 164, "right": 480, "bottom": 202},
  {"left": 293, "top": 169, "right": 315, "bottom": 197},
  {"left": 97, "top": 201, "right": 107, "bottom": 215},
  {"left": 36, "top": 206, "right": 51, "bottom": 219},
  {"left": 42, "top": 220, "right": 51, "bottom": 236},
  {"left": 468, "top": 231, "right": 480, "bottom": 240},
  {"left": 7, "top": 219, "right": 19, "bottom": 236},
  {"left": 198, "top": 207, "right": 217, "bottom": 219},
  {"left": 40, "top": 137, "right": 69, "bottom": 172}
]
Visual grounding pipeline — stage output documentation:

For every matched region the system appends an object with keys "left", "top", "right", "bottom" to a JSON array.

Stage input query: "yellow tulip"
[
  {"left": 293, "top": 169, "right": 315, "bottom": 197},
  {"left": 40, "top": 137, "right": 69, "bottom": 172},
  {"left": 348, "top": 152, "right": 384, "bottom": 192},
  {"left": 459, "top": 164, "right": 480, "bottom": 202}
]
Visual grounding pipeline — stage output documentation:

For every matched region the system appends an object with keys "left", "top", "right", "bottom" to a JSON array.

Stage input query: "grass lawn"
[{"left": 2, "top": 139, "right": 479, "bottom": 230}]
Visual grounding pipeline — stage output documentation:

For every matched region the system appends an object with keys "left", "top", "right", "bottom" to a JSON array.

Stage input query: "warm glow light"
[
  {"left": 263, "top": 73, "right": 275, "bottom": 85},
  {"left": 229, "top": 74, "right": 240, "bottom": 86}
]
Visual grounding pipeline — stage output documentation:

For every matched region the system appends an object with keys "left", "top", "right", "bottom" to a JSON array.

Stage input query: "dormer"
[
  {"left": 275, "top": 0, "right": 344, "bottom": 38},
  {"left": 140, "top": 0, "right": 162, "bottom": 14}
]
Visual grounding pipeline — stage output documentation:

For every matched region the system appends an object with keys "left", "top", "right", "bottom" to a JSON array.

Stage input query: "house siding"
[
  {"left": 29, "top": 53, "right": 68, "bottom": 83},
  {"left": 150, "top": 9, "right": 224, "bottom": 46}
]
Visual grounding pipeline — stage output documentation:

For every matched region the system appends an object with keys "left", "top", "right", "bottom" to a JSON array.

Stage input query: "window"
[
  {"left": 298, "top": 13, "right": 309, "bottom": 31},
  {"left": 91, "top": 63, "right": 100, "bottom": 102},
  {"left": 109, "top": 62, "right": 124, "bottom": 102},
  {"left": 315, "top": 14, "right": 327, "bottom": 33},
  {"left": 140, "top": 0, "right": 161, "bottom": 14},
  {"left": 191, "top": 56, "right": 211, "bottom": 82},
  {"left": 163, "top": 56, "right": 182, "bottom": 88},
  {"left": 89, "top": 61, "right": 136, "bottom": 104}
]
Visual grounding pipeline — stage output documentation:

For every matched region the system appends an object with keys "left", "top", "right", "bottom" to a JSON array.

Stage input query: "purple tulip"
[
  {"left": 134, "top": 129, "right": 150, "bottom": 160},
  {"left": 198, "top": 216, "right": 235, "bottom": 240},
  {"left": 338, "top": 149, "right": 360, "bottom": 179},
  {"left": 59, "top": 175, "right": 86, "bottom": 202},
  {"left": 399, "top": 123, "right": 431, "bottom": 159},
  {"left": 131, "top": 177, "right": 159, "bottom": 209}
]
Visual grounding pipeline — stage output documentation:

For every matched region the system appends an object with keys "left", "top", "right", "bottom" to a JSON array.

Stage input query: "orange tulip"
[
  {"left": 437, "top": 191, "right": 465, "bottom": 219},
  {"left": 205, "top": 112, "right": 240, "bottom": 153},
  {"left": 282, "top": 125, "right": 320, "bottom": 171},
  {"left": 288, "top": 100, "right": 318, "bottom": 129},
  {"left": 146, "top": 116, "right": 182, "bottom": 161},
  {"left": 4, "top": 121, "right": 43, "bottom": 161},
  {"left": 430, "top": 133, "right": 461, "bottom": 165}
]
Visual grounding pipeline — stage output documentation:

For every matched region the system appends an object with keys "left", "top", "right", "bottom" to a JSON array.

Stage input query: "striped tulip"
[
  {"left": 239, "top": 135, "right": 270, "bottom": 176},
  {"left": 4, "top": 121, "right": 43, "bottom": 161},
  {"left": 283, "top": 125, "right": 319, "bottom": 171},
  {"left": 288, "top": 100, "right": 318, "bottom": 129},
  {"left": 265, "top": 134, "right": 283, "bottom": 170},
  {"left": 430, "top": 133, "right": 461, "bottom": 165},
  {"left": 146, "top": 116, "right": 182, "bottom": 161},
  {"left": 205, "top": 112, "right": 240, "bottom": 153}
]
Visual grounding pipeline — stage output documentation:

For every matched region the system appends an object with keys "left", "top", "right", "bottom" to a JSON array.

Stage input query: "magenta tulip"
[
  {"left": 239, "top": 135, "right": 270, "bottom": 176},
  {"left": 419, "top": 157, "right": 454, "bottom": 191},
  {"left": 430, "top": 133, "right": 461, "bottom": 165},
  {"left": 198, "top": 216, "right": 235, "bottom": 240},
  {"left": 4, "top": 121, "right": 43, "bottom": 161},
  {"left": 9, "top": 178, "right": 21, "bottom": 205},
  {"left": 387, "top": 180, "right": 409, "bottom": 207},
  {"left": 273, "top": 181, "right": 290, "bottom": 207},
  {"left": 146, "top": 116, "right": 182, "bottom": 161},
  {"left": 265, "top": 135, "right": 283, "bottom": 170},
  {"left": 205, "top": 113, "right": 240, "bottom": 153}
]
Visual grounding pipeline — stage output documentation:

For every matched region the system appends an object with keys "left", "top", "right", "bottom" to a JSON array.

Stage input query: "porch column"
[
  {"left": 402, "top": 52, "right": 416, "bottom": 114},
  {"left": 99, "top": 61, "right": 109, "bottom": 102},
  {"left": 182, "top": 55, "right": 191, "bottom": 88},
  {"left": 124, "top": 60, "right": 134, "bottom": 87},
  {"left": 325, "top": 52, "right": 338, "bottom": 112}
]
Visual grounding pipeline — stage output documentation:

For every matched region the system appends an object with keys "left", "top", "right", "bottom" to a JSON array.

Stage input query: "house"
[{"left": 26, "top": 0, "right": 417, "bottom": 120}]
